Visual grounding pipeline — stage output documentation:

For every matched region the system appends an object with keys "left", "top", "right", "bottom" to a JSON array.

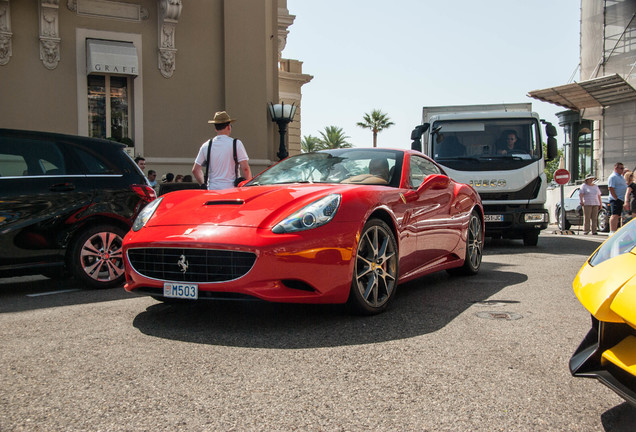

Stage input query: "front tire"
[
  {"left": 71, "top": 224, "right": 127, "bottom": 289},
  {"left": 347, "top": 219, "right": 398, "bottom": 315},
  {"left": 448, "top": 210, "right": 483, "bottom": 276},
  {"left": 522, "top": 229, "right": 540, "bottom": 246}
]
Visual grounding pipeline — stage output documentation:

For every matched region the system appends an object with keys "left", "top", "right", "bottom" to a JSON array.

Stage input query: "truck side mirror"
[
  {"left": 546, "top": 137, "right": 558, "bottom": 161},
  {"left": 411, "top": 123, "right": 429, "bottom": 152},
  {"left": 545, "top": 123, "right": 557, "bottom": 137},
  {"left": 410, "top": 123, "right": 429, "bottom": 140}
]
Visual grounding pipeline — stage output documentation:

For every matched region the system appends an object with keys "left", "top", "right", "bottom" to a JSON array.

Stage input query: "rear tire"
[
  {"left": 557, "top": 209, "right": 571, "bottom": 230},
  {"left": 347, "top": 219, "right": 398, "bottom": 315},
  {"left": 71, "top": 224, "right": 127, "bottom": 289},
  {"left": 597, "top": 208, "right": 609, "bottom": 233},
  {"left": 448, "top": 210, "right": 483, "bottom": 276}
]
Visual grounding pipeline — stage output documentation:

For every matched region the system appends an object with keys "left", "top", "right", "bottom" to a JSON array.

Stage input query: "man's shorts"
[{"left": 610, "top": 199, "right": 624, "bottom": 215}]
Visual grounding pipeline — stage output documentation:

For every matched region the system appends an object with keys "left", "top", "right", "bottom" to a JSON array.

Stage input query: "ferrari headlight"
[
  {"left": 272, "top": 194, "right": 341, "bottom": 234},
  {"left": 132, "top": 197, "right": 163, "bottom": 231}
]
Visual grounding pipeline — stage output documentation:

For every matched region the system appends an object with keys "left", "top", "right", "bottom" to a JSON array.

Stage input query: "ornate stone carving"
[
  {"left": 158, "top": 0, "right": 181, "bottom": 78},
  {"left": 277, "top": 6, "right": 295, "bottom": 63},
  {"left": 39, "top": 0, "right": 60, "bottom": 69},
  {"left": 0, "top": 0, "right": 12, "bottom": 66}
]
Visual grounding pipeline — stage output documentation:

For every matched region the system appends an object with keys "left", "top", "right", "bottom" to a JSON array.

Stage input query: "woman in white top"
[{"left": 579, "top": 174, "right": 602, "bottom": 234}]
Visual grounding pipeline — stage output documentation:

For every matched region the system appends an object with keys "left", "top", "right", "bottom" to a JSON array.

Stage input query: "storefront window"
[
  {"left": 88, "top": 75, "right": 106, "bottom": 138},
  {"left": 87, "top": 75, "right": 130, "bottom": 140}
]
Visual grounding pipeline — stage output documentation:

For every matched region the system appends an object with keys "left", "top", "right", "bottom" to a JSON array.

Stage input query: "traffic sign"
[{"left": 554, "top": 168, "right": 570, "bottom": 185}]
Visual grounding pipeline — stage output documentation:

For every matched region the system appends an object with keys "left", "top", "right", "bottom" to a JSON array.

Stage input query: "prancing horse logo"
[{"left": 177, "top": 254, "right": 189, "bottom": 273}]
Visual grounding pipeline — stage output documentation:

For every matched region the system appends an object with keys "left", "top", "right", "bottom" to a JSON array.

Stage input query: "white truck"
[{"left": 411, "top": 103, "right": 558, "bottom": 246}]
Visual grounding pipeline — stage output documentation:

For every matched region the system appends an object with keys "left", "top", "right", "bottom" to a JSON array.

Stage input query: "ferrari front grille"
[{"left": 127, "top": 248, "right": 256, "bottom": 283}]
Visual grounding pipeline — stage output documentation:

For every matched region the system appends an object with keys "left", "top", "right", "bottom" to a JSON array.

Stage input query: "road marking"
[{"left": 26, "top": 289, "right": 82, "bottom": 297}]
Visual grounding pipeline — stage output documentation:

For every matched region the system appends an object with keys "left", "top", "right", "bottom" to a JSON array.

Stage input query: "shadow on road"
[
  {"left": 132, "top": 262, "right": 527, "bottom": 349},
  {"left": 0, "top": 276, "right": 128, "bottom": 313},
  {"left": 602, "top": 402, "right": 636, "bottom": 431}
]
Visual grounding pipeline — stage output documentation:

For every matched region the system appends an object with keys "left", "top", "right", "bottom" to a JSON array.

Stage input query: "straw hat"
[
  {"left": 584, "top": 174, "right": 596, "bottom": 181},
  {"left": 208, "top": 111, "right": 236, "bottom": 124}
]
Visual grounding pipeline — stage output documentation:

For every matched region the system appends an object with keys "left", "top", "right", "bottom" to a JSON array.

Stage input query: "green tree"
[
  {"left": 318, "top": 126, "right": 352, "bottom": 149},
  {"left": 356, "top": 109, "right": 395, "bottom": 147},
  {"left": 544, "top": 142, "right": 564, "bottom": 183},
  {"left": 301, "top": 135, "right": 323, "bottom": 153}
]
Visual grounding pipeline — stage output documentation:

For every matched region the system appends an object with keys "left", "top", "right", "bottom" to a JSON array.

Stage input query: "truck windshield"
[{"left": 431, "top": 119, "right": 541, "bottom": 167}]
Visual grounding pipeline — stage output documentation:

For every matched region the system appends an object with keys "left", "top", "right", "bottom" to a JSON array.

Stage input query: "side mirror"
[
  {"left": 410, "top": 123, "right": 429, "bottom": 152},
  {"left": 545, "top": 123, "right": 557, "bottom": 138},
  {"left": 546, "top": 137, "right": 558, "bottom": 161},
  {"left": 419, "top": 174, "right": 450, "bottom": 191}
]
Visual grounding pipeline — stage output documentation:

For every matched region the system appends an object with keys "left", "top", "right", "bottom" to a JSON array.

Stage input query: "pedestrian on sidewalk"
[{"left": 579, "top": 174, "right": 602, "bottom": 235}]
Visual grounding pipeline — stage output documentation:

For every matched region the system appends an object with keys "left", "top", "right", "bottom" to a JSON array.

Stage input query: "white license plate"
[
  {"left": 163, "top": 282, "right": 198, "bottom": 300},
  {"left": 484, "top": 214, "right": 504, "bottom": 222}
]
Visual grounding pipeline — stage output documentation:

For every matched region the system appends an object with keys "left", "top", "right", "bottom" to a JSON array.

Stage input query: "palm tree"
[
  {"left": 318, "top": 126, "right": 352, "bottom": 149},
  {"left": 301, "top": 135, "right": 323, "bottom": 153},
  {"left": 356, "top": 109, "right": 394, "bottom": 147}
]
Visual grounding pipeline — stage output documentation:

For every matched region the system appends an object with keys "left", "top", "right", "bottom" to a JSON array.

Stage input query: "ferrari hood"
[{"left": 146, "top": 185, "right": 351, "bottom": 229}]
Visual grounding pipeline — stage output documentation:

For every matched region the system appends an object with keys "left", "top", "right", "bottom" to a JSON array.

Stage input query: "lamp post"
[{"left": 269, "top": 102, "right": 297, "bottom": 160}]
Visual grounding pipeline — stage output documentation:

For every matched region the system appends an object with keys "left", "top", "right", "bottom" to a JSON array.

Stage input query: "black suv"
[{"left": 0, "top": 129, "right": 156, "bottom": 288}]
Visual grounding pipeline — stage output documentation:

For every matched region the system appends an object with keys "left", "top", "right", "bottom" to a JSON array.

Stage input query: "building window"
[{"left": 88, "top": 75, "right": 131, "bottom": 141}]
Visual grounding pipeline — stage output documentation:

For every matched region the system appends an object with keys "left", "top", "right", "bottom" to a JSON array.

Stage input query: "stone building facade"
[{"left": 0, "top": 0, "right": 311, "bottom": 178}]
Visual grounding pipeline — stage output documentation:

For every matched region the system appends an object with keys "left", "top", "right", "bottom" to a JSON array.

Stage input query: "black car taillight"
[{"left": 131, "top": 184, "right": 157, "bottom": 203}]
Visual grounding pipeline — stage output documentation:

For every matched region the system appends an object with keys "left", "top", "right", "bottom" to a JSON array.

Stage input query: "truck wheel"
[
  {"left": 71, "top": 224, "right": 127, "bottom": 289},
  {"left": 523, "top": 230, "right": 539, "bottom": 246}
]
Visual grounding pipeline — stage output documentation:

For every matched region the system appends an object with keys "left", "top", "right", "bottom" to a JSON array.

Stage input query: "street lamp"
[{"left": 269, "top": 102, "right": 297, "bottom": 160}]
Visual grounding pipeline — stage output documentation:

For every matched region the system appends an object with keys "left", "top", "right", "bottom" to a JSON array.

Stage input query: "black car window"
[
  {"left": 72, "top": 145, "right": 120, "bottom": 175},
  {"left": 410, "top": 155, "right": 441, "bottom": 188},
  {"left": 0, "top": 137, "right": 67, "bottom": 176}
]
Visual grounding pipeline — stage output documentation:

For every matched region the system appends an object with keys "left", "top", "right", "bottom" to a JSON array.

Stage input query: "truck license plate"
[
  {"left": 484, "top": 214, "right": 504, "bottom": 222},
  {"left": 164, "top": 282, "right": 198, "bottom": 300}
]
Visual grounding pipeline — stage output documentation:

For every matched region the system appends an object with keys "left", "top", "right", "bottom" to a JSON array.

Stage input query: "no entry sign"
[{"left": 554, "top": 168, "right": 570, "bottom": 185}]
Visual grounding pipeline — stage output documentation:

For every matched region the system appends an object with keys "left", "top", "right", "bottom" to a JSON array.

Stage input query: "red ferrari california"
[{"left": 123, "top": 148, "right": 484, "bottom": 314}]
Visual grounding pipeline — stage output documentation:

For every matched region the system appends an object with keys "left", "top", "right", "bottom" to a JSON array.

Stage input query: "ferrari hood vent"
[{"left": 205, "top": 199, "right": 244, "bottom": 206}]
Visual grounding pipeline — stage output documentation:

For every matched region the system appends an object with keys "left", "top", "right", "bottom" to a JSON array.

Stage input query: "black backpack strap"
[
  {"left": 204, "top": 139, "right": 212, "bottom": 185},
  {"left": 233, "top": 138, "right": 239, "bottom": 180}
]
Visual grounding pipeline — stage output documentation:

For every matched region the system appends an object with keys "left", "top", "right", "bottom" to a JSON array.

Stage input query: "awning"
[
  {"left": 527, "top": 74, "right": 636, "bottom": 111},
  {"left": 86, "top": 39, "right": 138, "bottom": 76}
]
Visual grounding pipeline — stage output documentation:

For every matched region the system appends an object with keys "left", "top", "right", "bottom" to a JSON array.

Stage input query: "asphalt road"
[{"left": 1, "top": 231, "right": 635, "bottom": 431}]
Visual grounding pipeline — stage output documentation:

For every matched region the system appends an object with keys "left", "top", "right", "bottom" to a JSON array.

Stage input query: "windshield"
[
  {"left": 431, "top": 118, "right": 541, "bottom": 170},
  {"left": 248, "top": 149, "right": 403, "bottom": 187}
]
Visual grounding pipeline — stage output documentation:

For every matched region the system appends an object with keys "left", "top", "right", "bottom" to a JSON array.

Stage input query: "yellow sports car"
[{"left": 570, "top": 218, "right": 636, "bottom": 405}]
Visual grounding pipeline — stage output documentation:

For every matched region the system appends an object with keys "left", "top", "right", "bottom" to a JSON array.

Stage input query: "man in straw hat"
[
  {"left": 192, "top": 111, "right": 251, "bottom": 190},
  {"left": 579, "top": 173, "right": 602, "bottom": 235}
]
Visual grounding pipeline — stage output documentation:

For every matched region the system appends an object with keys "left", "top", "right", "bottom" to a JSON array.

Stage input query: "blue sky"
[{"left": 283, "top": 0, "right": 581, "bottom": 149}]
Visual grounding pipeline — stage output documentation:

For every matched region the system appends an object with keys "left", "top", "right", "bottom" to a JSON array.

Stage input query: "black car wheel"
[
  {"left": 597, "top": 208, "right": 609, "bottom": 233},
  {"left": 448, "top": 210, "right": 483, "bottom": 275},
  {"left": 347, "top": 219, "right": 398, "bottom": 315},
  {"left": 557, "top": 208, "right": 571, "bottom": 230},
  {"left": 71, "top": 224, "right": 127, "bottom": 289}
]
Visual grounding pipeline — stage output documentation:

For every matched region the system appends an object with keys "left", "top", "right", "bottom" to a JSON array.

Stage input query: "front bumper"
[
  {"left": 482, "top": 205, "right": 548, "bottom": 236},
  {"left": 123, "top": 223, "right": 357, "bottom": 304},
  {"left": 570, "top": 316, "right": 636, "bottom": 406}
]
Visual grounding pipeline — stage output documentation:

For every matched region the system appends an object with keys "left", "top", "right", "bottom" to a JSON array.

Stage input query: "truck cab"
[{"left": 412, "top": 104, "right": 558, "bottom": 246}]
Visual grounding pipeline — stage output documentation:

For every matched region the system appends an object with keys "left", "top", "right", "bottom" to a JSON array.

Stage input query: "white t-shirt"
[{"left": 195, "top": 135, "right": 249, "bottom": 190}]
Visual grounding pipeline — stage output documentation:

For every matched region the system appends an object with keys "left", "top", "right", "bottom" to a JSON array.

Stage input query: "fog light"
[{"left": 524, "top": 213, "right": 546, "bottom": 223}]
